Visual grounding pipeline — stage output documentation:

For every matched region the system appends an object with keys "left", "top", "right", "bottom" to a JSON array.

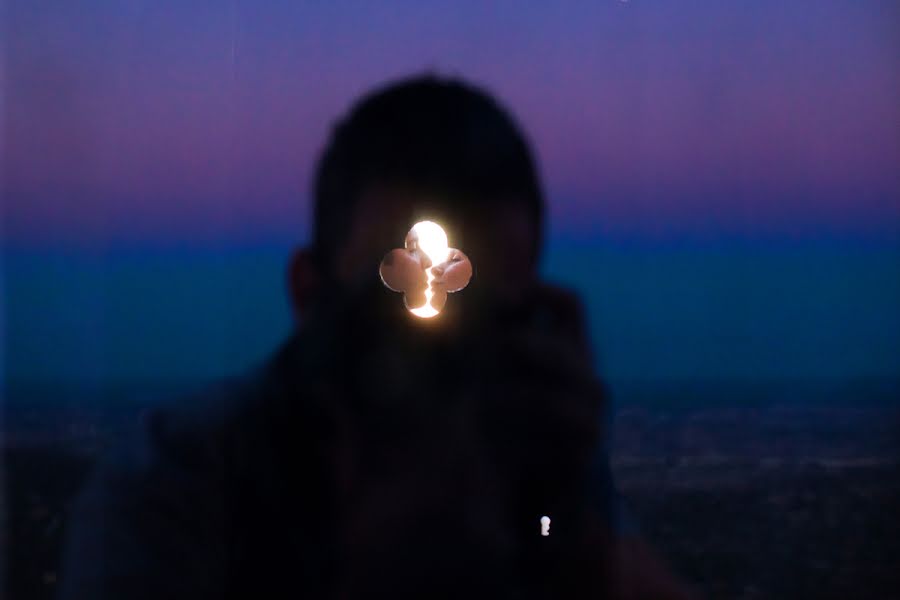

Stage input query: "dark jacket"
[{"left": 59, "top": 284, "right": 621, "bottom": 599}]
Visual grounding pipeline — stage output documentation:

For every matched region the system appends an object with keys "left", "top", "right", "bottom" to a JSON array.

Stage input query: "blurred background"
[{"left": 2, "top": 1, "right": 899, "bottom": 598}]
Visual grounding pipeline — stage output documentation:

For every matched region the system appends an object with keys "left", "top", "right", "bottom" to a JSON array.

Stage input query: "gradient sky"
[
  {"left": 5, "top": 0, "right": 898, "bottom": 245},
  {"left": 3, "top": 1, "right": 899, "bottom": 389}
]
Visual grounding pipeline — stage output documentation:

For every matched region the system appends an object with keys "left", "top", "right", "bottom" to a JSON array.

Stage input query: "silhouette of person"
[{"left": 59, "top": 76, "right": 695, "bottom": 599}]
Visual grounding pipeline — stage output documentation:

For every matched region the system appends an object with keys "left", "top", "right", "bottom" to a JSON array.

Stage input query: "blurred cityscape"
[{"left": 4, "top": 382, "right": 900, "bottom": 599}]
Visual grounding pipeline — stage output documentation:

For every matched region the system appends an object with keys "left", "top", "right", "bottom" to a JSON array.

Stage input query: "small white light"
[{"left": 540, "top": 515, "right": 551, "bottom": 537}]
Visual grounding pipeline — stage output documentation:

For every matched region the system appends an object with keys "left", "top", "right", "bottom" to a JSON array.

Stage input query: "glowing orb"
[
  {"left": 408, "top": 221, "right": 451, "bottom": 318},
  {"left": 379, "top": 220, "right": 472, "bottom": 319}
]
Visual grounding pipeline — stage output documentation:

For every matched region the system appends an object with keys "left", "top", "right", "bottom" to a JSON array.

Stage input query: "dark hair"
[{"left": 311, "top": 75, "right": 544, "bottom": 274}]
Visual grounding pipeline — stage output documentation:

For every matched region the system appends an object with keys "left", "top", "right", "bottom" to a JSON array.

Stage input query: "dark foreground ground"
[{"left": 4, "top": 395, "right": 900, "bottom": 599}]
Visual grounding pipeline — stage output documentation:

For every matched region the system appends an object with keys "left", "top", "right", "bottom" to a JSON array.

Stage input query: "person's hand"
[
  {"left": 429, "top": 248, "right": 473, "bottom": 295},
  {"left": 378, "top": 248, "right": 431, "bottom": 309},
  {"left": 424, "top": 248, "right": 471, "bottom": 313}
]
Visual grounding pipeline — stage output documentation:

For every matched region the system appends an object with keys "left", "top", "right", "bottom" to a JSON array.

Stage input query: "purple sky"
[
  {"left": 3, "top": 2, "right": 899, "bottom": 385},
  {"left": 3, "top": 0, "right": 899, "bottom": 246}
]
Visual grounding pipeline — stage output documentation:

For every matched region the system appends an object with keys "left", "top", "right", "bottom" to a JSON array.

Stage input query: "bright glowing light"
[
  {"left": 408, "top": 220, "right": 451, "bottom": 319},
  {"left": 540, "top": 515, "right": 551, "bottom": 537}
]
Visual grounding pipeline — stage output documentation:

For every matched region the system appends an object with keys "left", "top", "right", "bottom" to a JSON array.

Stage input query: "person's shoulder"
[
  {"left": 87, "top": 374, "right": 261, "bottom": 491},
  {"left": 168, "top": 331, "right": 311, "bottom": 426},
  {"left": 532, "top": 282, "right": 587, "bottom": 323},
  {"left": 58, "top": 363, "right": 289, "bottom": 599},
  {"left": 530, "top": 281, "right": 593, "bottom": 357},
  {"left": 107, "top": 334, "right": 307, "bottom": 480}
]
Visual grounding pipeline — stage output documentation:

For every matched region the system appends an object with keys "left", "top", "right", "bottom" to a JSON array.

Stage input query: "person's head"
[{"left": 289, "top": 74, "right": 545, "bottom": 317}]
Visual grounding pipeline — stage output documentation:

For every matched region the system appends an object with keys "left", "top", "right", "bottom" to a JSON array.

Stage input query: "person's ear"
[{"left": 287, "top": 247, "right": 319, "bottom": 319}]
